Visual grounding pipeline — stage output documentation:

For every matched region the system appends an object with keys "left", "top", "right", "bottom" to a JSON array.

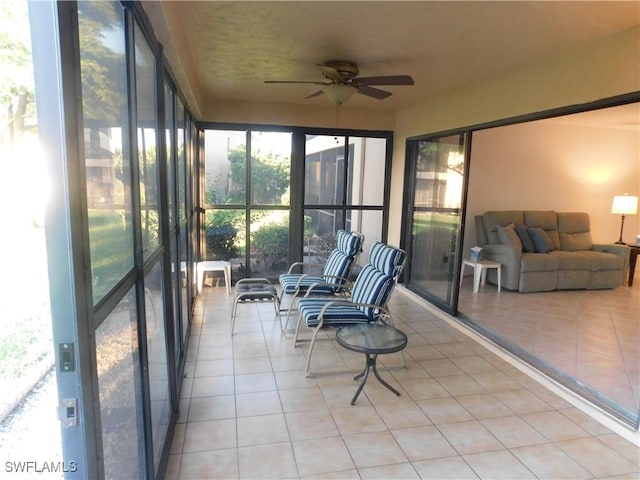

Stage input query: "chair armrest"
[
  {"left": 286, "top": 261, "right": 322, "bottom": 274},
  {"left": 236, "top": 277, "right": 272, "bottom": 286},
  {"left": 302, "top": 277, "right": 353, "bottom": 297},
  {"left": 318, "top": 300, "right": 391, "bottom": 319}
]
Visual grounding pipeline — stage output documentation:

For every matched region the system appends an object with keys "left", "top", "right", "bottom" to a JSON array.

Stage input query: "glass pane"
[
  {"left": 303, "top": 208, "right": 344, "bottom": 262},
  {"left": 407, "top": 134, "right": 465, "bottom": 308},
  {"left": 350, "top": 210, "right": 384, "bottom": 266},
  {"left": 250, "top": 209, "right": 289, "bottom": 278},
  {"left": 177, "top": 100, "right": 186, "bottom": 220},
  {"left": 96, "top": 287, "right": 144, "bottom": 479},
  {"left": 179, "top": 221, "right": 189, "bottom": 342},
  {"left": 204, "top": 209, "right": 245, "bottom": 262},
  {"left": 347, "top": 137, "right": 386, "bottom": 206},
  {"left": 250, "top": 131, "right": 291, "bottom": 206},
  {"left": 204, "top": 130, "right": 246, "bottom": 205},
  {"left": 305, "top": 135, "right": 346, "bottom": 205},
  {"left": 144, "top": 262, "right": 170, "bottom": 474},
  {"left": 169, "top": 234, "right": 182, "bottom": 364},
  {"left": 165, "top": 83, "right": 175, "bottom": 227},
  {"left": 79, "top": 2, "right": 133, "bottom": 304},
  {"left": 135, "top": 23, "right": 160, "bottom": 257}
]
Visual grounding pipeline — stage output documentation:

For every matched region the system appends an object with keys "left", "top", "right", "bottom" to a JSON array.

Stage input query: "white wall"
[
  {"left": 463, "top": 114, "right": 639, "bottom": 255},
  {"left": 390, "top": 26, "right": 640, "bottom": 246}
]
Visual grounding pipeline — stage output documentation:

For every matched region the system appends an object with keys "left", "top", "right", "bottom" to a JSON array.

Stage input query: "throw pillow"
[
  {"left": 528, "top": 227, "right": 555, "bottom": 253},
  {"left": 515, "top": 224, "right": 536, "bottom": 253},
  {"left": 496, "top": 223, "right": 522, "bottom": 250}
]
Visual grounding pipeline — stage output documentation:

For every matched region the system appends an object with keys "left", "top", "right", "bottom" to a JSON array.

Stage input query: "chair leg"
[
  {"left": 304, "top": 323, "right": 323, "bottom": 377},
  {"left": 293, "top": 312, "right": 303, "bottom": 347},
  {"left": 230, "top": 298, "right": 239, "bottom": 335}
]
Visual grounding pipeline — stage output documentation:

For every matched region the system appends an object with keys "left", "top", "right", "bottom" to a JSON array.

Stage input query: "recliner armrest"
[{"left": 592, "top": 243, "right": 631, "bottom": 268}]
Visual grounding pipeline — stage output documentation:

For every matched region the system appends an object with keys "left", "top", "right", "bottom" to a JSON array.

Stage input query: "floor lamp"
[{"left": 611, "top": 194, "right": 638, "bottom": 244}]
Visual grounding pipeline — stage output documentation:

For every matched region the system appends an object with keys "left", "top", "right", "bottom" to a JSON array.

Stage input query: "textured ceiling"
[{"left": 147, "top": 1, "right": 639, "bottom": 112}]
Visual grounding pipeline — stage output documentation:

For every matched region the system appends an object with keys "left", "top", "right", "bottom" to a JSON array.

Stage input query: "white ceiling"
[{"left": 147, "top": 1, "right": 639, "bottom": 112}]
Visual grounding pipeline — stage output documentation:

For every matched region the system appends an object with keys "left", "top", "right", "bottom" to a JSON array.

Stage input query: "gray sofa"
[{"left": 475, "top": 210, "right": 629, "bottom": 293}]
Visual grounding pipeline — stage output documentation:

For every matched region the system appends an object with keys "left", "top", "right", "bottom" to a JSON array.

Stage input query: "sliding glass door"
[{"left": 403, "top": 133, "right": 469, "bottom": 314}]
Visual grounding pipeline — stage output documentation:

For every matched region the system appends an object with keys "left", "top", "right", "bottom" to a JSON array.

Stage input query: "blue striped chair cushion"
[
  {"left": 350, "top": 264, "right": 394, "bottom": 319},
  {"left": 297, "top": 298, "right": 370, "bottom": 328},
  {"left": 336, "top": 229, "right": 363, "bottom": 257},
  {"left": 369, "top": 242, "right": 406, "bottom": 277},
  {"left": 279, "top": 249, "right": 353, "bottom": 294}
]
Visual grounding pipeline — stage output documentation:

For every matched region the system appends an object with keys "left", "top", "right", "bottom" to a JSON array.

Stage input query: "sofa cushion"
[
  {"left": 482, "top": 211, "right": 525, "bottom": 244},
  {"left": 515, "top": 224, "right": 536, "bottom": 253},
  {"left": 552, "top": 251, "right": 591, "bottom": 270},
  {"left": 557, "top": 212, "right": 593, "bottom": 251},
  {"left": 520, "top": 252, "right": 559, "bottom": 272},
  {"left": 528, "top": 227, "right": 555, "bottom": 253},
  {"left": 496, "top": 223, "right": 522, "bottom": 250},
  {"left": 524, "top": 211, "right": 560, "bottom": 249}
]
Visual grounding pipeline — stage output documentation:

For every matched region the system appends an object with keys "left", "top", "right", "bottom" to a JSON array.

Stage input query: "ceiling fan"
[{"left": 264, "top": 59, "right": 414, "bottom": 105}]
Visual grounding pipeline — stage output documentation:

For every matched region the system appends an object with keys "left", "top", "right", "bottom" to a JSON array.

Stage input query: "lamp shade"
[
  {"left": 322, "top": 84, "right": 357, "bottom": 106},
  {"left": 611, "top": 195, "right": 638, "bottom": 215}
]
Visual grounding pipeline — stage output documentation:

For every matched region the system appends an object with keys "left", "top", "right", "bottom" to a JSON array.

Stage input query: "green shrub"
[{"left": 253, "top": 223, "right": 288, "bottom": 269}]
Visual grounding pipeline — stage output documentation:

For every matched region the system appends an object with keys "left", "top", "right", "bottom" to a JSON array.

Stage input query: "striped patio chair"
[
  {"left": 278, "top": 230, "right": 363, "bottom": 328},
  {"left": 295, "top": 242, "right": 406, "bottom": 377}
]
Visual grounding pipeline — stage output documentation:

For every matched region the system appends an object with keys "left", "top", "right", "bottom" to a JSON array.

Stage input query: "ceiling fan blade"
[
  {"left": 305, "top": 90, "right": 325, "bottom": 99},
  {"left": 355, "top": 75, "right": 414, "bottom": 86},
  {"left": 357, "top": 85, "right": 392, "bottom": 100},
  {"left": 264, "top": 80, "right": 328, "bottom": 85},
  {"left": 317, "top": 65, "right": 344, "bottom": 82}
]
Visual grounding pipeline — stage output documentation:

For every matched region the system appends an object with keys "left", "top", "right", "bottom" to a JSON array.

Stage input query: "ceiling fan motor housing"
[{"left": 323, "top": 60, "right": 359, "bottom": 81}]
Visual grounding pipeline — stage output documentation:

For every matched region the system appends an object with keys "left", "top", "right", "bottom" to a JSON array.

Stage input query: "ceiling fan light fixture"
[{"left": 322, "top": 84, "right": 357, "bottom": 106}]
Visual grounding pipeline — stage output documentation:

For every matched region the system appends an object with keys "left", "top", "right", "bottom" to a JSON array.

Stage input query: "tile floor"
[
  {"left": 165, "top": 285, "right": 639, "bottom": 479},
  {"left": 458, "top": 278, "right": 639, "bottom": 416}
]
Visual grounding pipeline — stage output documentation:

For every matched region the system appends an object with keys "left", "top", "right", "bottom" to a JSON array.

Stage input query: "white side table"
[
  {"left": 197, "top": 261, "right": 232, "bottom": 294},
  {"left": 460, "top": 259, "right": 501, "bottom": 293}
]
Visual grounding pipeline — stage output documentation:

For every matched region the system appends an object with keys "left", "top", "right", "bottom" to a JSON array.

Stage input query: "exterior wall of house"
[{"left": 388, "top": 25, "right": 640, "bottom": 247}]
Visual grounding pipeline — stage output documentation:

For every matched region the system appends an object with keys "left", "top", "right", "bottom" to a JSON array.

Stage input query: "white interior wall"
[{"left": 463, "top": 116, "right": 639, "bottom": 257}]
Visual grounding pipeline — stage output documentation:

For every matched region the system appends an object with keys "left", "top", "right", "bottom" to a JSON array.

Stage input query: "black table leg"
[{"left": 350, "top": 353, "right": 401, "bottom": 405}]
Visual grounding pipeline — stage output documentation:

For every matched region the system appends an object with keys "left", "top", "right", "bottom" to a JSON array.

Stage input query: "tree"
[
  {"left": 227, "top": 144, "right": 289, "bottom": 204},
  {"left": 0, "top": 0, "right": 35, "bottom": 149}
]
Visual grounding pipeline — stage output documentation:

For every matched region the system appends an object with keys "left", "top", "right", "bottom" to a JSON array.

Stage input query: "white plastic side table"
[
  {"left": 197, "top": 261, "right": 232, "bottom": 294},
  {"left": 460, "top": 259, "right": 501, "bottom": 293}
]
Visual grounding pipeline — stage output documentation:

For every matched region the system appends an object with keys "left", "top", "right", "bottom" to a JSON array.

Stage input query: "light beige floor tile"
[
  {"left": 194, "top": 358, "right": 234, "bottom": 377},
  {"left": 182, "top": 418, "right": 237, "bottom": 453},
  {"left": 279, "top": 386, "right": 328, "bottom": 413},
  {"left": 556, "top": 437, "right": 639, "bottom": 478},
  {"left": 435, "top": 374, "right": 486, "bottom": 396},
  {"left": 237, "top": 413, "right": 290, "bottom": 447},
  {"left": 412, "top": 456, "right": 479, "bottom": 479},
  {"left": 275, "top": 370, "right": 318, "bottom": 390},
  {"left": 521, "top": 410, "right": 590, "bottom": 441},
  {"left": 320, "top": 383, "right": 373, "bottom": 408},
  {"left": 596, "top": 433, "right": 640, "bottom": 464},
  {"left": 197, "top": 344, "right": 233, "bottom": 361},
  {"left": 292, "top": 436, "right": 355, "bottom": 477},
  {"left": 463, "top": 449, "right": 536, "bottom": 479},
  {"left": 480, "top": 416, "right": 547, "bottom": 448},
  {"left": 238, "top": 442, "right": 299, "bottom": 479},
  {"left": 343, "top": 431, "right": 408, "bottom": 468},
  {"left": 191, "top": 375, "right": 235, "bottom": 397},
  {"left": 285, "top": 410, "right": 340, "bottom": 441},
  {"left": 471, "top": 370, "right": 522, "bottom": 392},
  {"left": 234, "top": 371, "right": 277, "bottom": 394},
  {"left": 510, "top": 443, "right": 591, "bottom": 479},
  {"left": 330, "top": 405, "right": 388, "bottom": 435},
  {"left": 401, "top": 378, "right": 450, "bottom": 400},
  {"left": 187, "top": 394, "right": 236, "bottom": 422},
  {"left": 179, "top": 448, "right": 238, "bottom": 479},
  {"left": 395, "top": 425, "right": 457, "bottom": 460},
  {"left": 373, "top": 399, "right": 432, "bottom": 429},
  {"left": 236, "top": 390, "right": 282, "bottom": 417},
  {"left": 233, "top": 355, "right": 273, "bottom": 374},
  {"left": 493, "top": 388, "right": 552, "bottom": 414},
  {"left": 357, "top": 462, "right": 420, "bottom": 479},
  {"left": 416, "top": 397, "right": 474, "bottom": 424},
  {"left": 305, "top": 469, "right": 361, "bottom": 479},
  {"left": 455, "top": 393, "right": 513, "bottom": 419},
  {"left": 164, "top": 454, "right": 180, "bottom": 480},
  {"left": 433, "top": 342, "right": 476, "bottom": 358},
  {"left": 170, "top": 422, "right": 186, "bottom": 454},
  {"left": 437, "top": 420, "right": 503, "bottom": 455},
  {"left": 418, "top": 358, "right": 463, "bottom": 377}
]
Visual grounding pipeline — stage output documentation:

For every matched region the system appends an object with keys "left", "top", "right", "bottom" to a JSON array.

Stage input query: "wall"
[
  {"left": 464, "top": 114, "right": 639, "bottom": 257},
  {"left": 389, "top": 26, "right": 640, "bottom": 247}
]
